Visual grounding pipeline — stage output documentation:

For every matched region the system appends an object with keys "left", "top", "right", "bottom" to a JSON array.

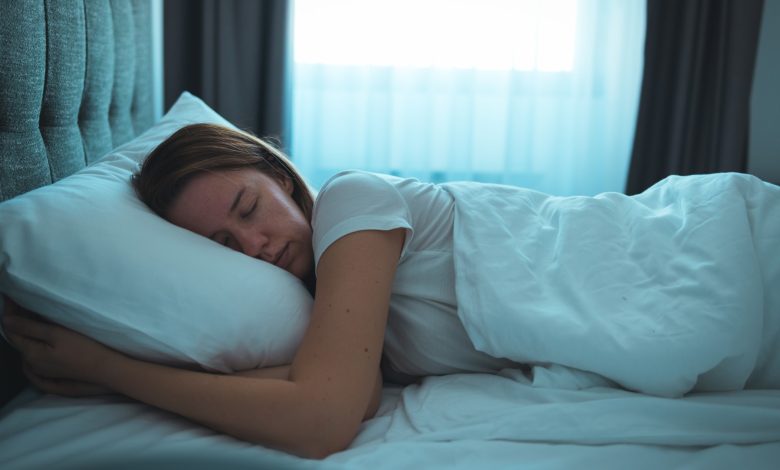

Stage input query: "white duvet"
[{"left": 444, "top": 173, "right": 780, "bottom": 397}]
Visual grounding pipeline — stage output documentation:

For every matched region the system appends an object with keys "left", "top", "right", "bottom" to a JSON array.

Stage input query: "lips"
[{"left": 273, "top": 244, "right": 289, "bottom": 269}]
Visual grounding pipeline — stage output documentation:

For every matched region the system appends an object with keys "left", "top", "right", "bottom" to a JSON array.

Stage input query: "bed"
[{"left": 1, "top": 2, "right": 780, "bottom": 469}]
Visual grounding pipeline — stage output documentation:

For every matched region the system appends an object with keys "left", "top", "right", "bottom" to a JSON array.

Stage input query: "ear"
[{"left": 279, "top": 174, "right": 294, "bottom": 195}]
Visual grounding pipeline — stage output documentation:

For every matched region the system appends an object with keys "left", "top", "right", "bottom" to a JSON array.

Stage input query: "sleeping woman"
[{"left": 3, "top": 123, "right": 779, "bottom": 458}]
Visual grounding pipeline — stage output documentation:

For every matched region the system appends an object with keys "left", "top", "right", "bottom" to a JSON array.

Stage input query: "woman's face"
[{"left": 167, "top": 168, "right": 314, "bottom": 281}]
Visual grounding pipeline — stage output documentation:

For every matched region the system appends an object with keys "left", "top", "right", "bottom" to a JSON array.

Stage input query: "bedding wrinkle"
[
  {"left": 444, "top": 174, "right": 780, "bottom": 397},
  {"left": 742, "top": 177, "right": 780, "bottom": 389}
]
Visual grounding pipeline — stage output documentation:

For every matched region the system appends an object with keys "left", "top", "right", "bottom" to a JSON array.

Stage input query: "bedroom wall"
[{"left": 749, "top": 0, "right": 780, "bottom": 184}]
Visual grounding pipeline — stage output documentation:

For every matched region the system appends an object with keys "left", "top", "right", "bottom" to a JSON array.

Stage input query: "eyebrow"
[{"left": 209, "top": 187, "right": 244, "bottom": 241}]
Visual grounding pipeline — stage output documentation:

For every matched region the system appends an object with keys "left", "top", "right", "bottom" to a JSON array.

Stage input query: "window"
[
  {"left": 295, "top": 0, "right": 578, "bottom": 72},
  {"left": 291, "top": 0, "right": 646, "bottom": 195}
]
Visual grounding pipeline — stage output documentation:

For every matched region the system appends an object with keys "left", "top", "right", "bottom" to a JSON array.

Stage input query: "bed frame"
[{"left": 0, "top": 0, "right": 161, "bottom": 407}]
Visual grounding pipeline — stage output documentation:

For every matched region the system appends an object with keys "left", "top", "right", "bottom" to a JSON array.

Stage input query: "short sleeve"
[{"left": 311, "top": 170, "right": 414, "bottom": 269}]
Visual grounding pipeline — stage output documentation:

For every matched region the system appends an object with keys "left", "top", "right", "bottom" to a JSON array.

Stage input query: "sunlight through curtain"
[{"left": 291, "top": 0, "right": 646, "bottom": 195}]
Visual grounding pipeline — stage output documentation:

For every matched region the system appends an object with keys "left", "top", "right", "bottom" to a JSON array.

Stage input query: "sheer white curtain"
[{"left": 290, "top": 0, "right": 646, "bottom": 195}]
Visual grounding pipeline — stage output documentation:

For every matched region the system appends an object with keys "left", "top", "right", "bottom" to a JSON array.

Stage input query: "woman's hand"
[{"left": 2, "top": 295, "right": 118, "bottom": 397}]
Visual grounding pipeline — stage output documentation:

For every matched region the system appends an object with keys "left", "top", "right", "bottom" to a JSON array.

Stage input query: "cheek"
[
  {"left": 295, "top": 226, "right": 314, "bottom": 271},
  {"left": 289, "top": 205, "right": 312, "bottom": 241}
]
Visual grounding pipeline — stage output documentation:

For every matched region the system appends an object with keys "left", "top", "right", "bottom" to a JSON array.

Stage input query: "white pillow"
[{"left": 0, "top": 92, "right": 312, "bottom": 373}]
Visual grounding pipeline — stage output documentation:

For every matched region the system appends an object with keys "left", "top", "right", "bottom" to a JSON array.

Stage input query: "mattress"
[{"left": 2, "top": 368, "right": 779, "bottom": 469}]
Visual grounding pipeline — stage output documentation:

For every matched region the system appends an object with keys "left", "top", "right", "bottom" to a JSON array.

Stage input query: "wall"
[{"left": 749, "top": 0, "right": 780, "bottom": 184}]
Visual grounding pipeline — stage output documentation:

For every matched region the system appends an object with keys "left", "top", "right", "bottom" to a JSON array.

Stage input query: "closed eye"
[{"left": 241, "top": 198, "right": 257, "bottom": 219}]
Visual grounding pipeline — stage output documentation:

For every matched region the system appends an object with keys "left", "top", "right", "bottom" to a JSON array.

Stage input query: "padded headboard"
[
  {"left": 0, "top": 0, "right": 159, "bottom": 202},
  {"left": 0, "top": 0, "right": 161, "bottom": 406}
]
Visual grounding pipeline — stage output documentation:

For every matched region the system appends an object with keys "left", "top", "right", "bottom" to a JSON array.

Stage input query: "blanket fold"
[{"left": 444, "top": 173, "right": 780, "bottom": 397}]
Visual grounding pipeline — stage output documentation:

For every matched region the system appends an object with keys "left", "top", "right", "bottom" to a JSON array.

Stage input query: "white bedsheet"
[
  {"left": 445, "top": 173, "right": 780, "bottom": 397},
  {"left": 2, "top": 368, "right": 779, "bottom": 469}
]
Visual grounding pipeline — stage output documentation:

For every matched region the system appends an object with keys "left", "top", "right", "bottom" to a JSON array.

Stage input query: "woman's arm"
[
  {"left": 232, "top": 365, "right": 383, "bottom": 421},
  {"left": 99, "top": 228, "right": 402, "bottom": 457},
  {"left": 4, "top": 228, "right": 403, "bottom": 459},
  {"left": 232, "top": 365, "right": 291, "bottom": 380}
]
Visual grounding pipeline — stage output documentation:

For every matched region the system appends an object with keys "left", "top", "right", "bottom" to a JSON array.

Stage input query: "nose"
[{"left": 233, "top": 226, "right": 272, "bottom": 261}]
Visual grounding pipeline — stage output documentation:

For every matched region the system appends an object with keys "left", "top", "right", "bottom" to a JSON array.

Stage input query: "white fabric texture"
[
  {"left": 2, "top": 374, "right": 780, "bottom": 469},
  {"left": 312, "top": 170, "right": 516, "bottom": 377},
  {"left": 444, "top": 173, "right": 780, "bottom": 397},
  {"left": 0, "top": 92, "right": 313, "bottom": 372}
]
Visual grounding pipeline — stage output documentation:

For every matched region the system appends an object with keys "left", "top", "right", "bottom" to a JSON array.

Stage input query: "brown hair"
[{"left": 132, "top": 123, "right": 315, "bottom": 222}]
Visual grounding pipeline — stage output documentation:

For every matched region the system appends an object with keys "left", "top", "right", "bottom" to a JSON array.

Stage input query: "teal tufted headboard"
[
  {"left": 0, "top": 0, "right": 159, "bottom": 202},
  {"left": 0, "top": 0, "right": 161, "bottom": 406}
]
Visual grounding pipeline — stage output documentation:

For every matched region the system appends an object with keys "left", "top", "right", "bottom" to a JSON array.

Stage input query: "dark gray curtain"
[
  {"left": 626, "top": 0, "right": 765, "bottom": 195},
  {"left": 164, "top": 0, "right": 291, "bottom": 144}
]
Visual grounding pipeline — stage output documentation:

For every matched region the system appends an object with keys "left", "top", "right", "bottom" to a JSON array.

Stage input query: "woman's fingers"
[
  {"left": 23, "top": 362, "right": 111, "bottom": 397},
  {"left": 22, "top": 362, "right": 63, "bottom": 395},
  {"left": 2, "top": 315, "right": 54, "bottom": 344},
  {"left": 3, "top": 294, "right": 19, "bottom": 316},
  {"left": 4, "top": 306, "right": 117, "bottom": 388},
  {"left": 10, "top": 332, "right": 68, "bottom": 382},
  {"left": 3, "top": 295, "right": 26, "bottom": 315},
  {"left": 5, "top": 331, "right": 47, "bottom": 362},
  {"left": 2, "top": 295, "right": 43, "bottom": 320},
  {"left": 22, "top": 362, "right": 46, "bottom": 387}
]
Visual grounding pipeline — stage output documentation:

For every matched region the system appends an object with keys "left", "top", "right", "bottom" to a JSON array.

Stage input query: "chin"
[
  {"left": 290, "top": 259, "right": 314, "bottom": 285},
  {"left": 287, "top": 258, "right": 303, "bottom": 280}
]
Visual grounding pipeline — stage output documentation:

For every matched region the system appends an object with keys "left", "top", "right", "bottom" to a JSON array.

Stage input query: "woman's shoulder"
[
  {"left": 313, "top": 170, "right": 409, "bottom": 219},
  {"left": 314, "top": 170, "right": 408, "bottom": 213},
  {"left": 310, "top": 170, "right": 414, "bottom": 269},
  {"left": 317, "top": 170, "right": 398, "bottom": 197}
]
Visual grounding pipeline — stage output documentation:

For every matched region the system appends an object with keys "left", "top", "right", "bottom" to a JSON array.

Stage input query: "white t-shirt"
[{"left": 312, "top": 170, "right": 517, "bottom": 380}]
